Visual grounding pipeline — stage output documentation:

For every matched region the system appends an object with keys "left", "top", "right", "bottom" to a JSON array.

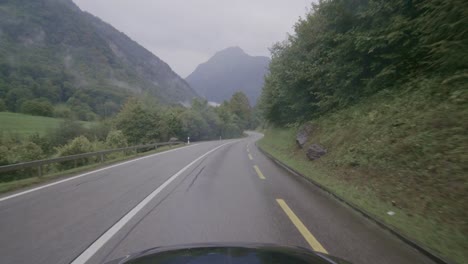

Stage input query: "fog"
[{"left": 73, "top": 0, "right": 313, "bottom": 77}]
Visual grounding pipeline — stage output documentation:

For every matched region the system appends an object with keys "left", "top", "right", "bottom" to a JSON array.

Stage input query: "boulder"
[
  {"left": 306, "top": 144, "right": 327, "bottom": 160},
  {"left": 296, "top": 123, "right": 315, "bottom": 148}
]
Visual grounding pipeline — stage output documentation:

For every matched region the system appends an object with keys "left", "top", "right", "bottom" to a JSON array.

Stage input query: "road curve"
[{"left": 0, "top": 133, "right": 436, "bottom": 264}]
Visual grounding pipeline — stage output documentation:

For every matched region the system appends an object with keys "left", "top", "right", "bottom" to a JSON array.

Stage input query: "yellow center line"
[
  {"left": 253, "top": 165, "right": 266, "bottom": 179},
  {"left": 276, "top": 199, "right": 328, "bottom": 253},
  {"left": 248, "top": 154, "right": 253, "bottom": 160}
]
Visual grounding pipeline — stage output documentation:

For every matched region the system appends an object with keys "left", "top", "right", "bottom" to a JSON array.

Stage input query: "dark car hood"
[{"left": 106, "top": 243, "right": 351, "bottom": 264}]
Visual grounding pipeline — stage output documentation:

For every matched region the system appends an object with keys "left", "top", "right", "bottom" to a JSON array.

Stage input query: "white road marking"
[
  {"left": 0, "top": 143, "right": 204, "bottom": 203},
  {"left": 70, "top": 141, "right": 234, "bottom": 264}
]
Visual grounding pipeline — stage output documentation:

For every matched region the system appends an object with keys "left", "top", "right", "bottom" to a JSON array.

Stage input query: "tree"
[
  {"left": 106, "top": 130, "right": 128, "bottom": 148},
  {"left": 5, "top": 141, "right": 43, "bottom": 164},
  {"left": 5, "top": 88, "right": 33, "bottom": 112},
  {"left": 229, "top": 91, "right": 252, "bottom": 129},
  {"left": 114, "top": 98, "right": 164, "bottom": 144},
  {"left": 259, "top": 0, "right": 466, "bottom": 125},
  {"left": 179, "top": 109, "right": 209, "bottom": 141},
  {"left": 48, "top": 119, "right": 86, "bottom": 147},
  {"left": 20, "top": 99, "right": 54, "bottom": 116},
  {"left": 0, "top": 99, "right": 6, "bottom": 112},
  {"left": 56, "top": 136, "right": 94, "bottom": 168}
]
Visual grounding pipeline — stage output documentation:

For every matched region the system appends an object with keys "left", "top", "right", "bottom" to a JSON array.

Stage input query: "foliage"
[
  {"left": 55, "top": 135, "right": 94, "bottom": 168},
  {"left": 228, "top": 92, "right": 252, "bottom": 129},
  {"left": 106, "top": 130, "right": 128, "bottom": 149},
  {"left": 9, "top": 141, "right": 45, "bottom": 163},
  {"left": 56, "top": 136, "right": 94, "bottom": 157},
  {"left": 53, "top": 104, "right": 72, "bottom": 118},
  {"left": 0, "top": 146, "right": 9, "bottom": 166},
  {"left": 0, "top": 140, "right": 45, "bottom": 181},
  {"left": 0, "top": 99, "right": 6, "bottom": 111},
  {"left": 47, "top": 119, "right": 87, "bottom": 147},
  {"left": 259, "top": 0, "right": 468, "bottom": 125},
  {"left": 20, "top": 98, "right": 54, "bottom": 117},
  {"left": 114, "top": 98, "right": 165, "bottom": 144}
]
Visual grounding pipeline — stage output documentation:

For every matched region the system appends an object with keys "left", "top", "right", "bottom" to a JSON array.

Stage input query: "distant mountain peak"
[
  {"left": 186, "top": 47, "right": 270, "bottom": 105},
  {"left": 210, "top": 46, "right": 248, "bottom": 61},
  {"left": 217, "top": 46, "right": 245, "bottom": 54}
]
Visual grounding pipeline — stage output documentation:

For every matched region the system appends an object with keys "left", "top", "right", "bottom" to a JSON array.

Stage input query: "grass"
[
  {"left": 0, "top": 144, "right": 184, "bottom": 195},
  {"left": 258, "top": 85, "right": 467, "bottom": 264},
  {"left": 0, "top": 112, "right": 94, "bottom": 137}
]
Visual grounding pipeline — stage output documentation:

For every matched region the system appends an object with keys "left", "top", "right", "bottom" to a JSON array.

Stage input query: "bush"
[
  {"left": 85, "top": 121, "right": 111, "bottom": 142},
  {"left": 10, "top": 141, "right": 45, "bottom": 163},
  {"left": 28, "top": 133, "right": 54, "bottom": 155},
  {"left": 0, "top": 146, "right": 9, "bottom": 166},
  {"left": 0, "top": 99, "right": 6, "bottom": 112},
  {"left": 47, "top": 119, "right": 86, "bottom": 147},
  {"left": 20, "top": 99, "right": 54, "bottom": 117},
  {"left": 114, "top": 99, "right": 163, "bottom": 144},
  {"left": 56, "top": 136, "right": 94, "bottom": 157},
  {"left": 56, "top": 136, "right": 94, "bottom": 168},
  {"left": 0, "top": 142, "right": 45, "bottom": 182},
  {"left": 106, "top": 130, "right": 128, "bottom": 149},
  {"left": 53, "top": 104, "right": 72, "bottom": 118}
]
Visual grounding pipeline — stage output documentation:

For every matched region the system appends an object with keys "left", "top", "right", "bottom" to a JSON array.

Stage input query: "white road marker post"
[{"left": 187, "top": 136, "right": 190, "bottom": 144}]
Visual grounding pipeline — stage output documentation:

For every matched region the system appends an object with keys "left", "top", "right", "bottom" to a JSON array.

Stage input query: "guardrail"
[{"left": 0, "top": 141, "right": 184, "bottom": 178}]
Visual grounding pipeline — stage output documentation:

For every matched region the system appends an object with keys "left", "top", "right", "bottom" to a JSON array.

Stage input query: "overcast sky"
[{"left": 73, "top": 0, "right": 313, "bottom": 77}]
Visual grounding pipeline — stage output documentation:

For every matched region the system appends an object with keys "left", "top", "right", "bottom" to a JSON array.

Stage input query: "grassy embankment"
[
  {"left": 258, "top": 87, "right": 467, "bottom": 263},
  {"left": 0, "top": 112, "right": 94, "bottom": 137}
]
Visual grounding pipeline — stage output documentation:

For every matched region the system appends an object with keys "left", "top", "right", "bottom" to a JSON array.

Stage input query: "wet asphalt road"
[{"left": 0, "top": 132, "right": 436, "bottom": 264}]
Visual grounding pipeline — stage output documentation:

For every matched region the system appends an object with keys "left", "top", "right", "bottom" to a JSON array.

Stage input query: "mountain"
[
  {"left": 186, "top": 47, "right": 270, "bottom": 105},
  {"left": 0, "top": 0, "right": 197, "bottom": 119}
]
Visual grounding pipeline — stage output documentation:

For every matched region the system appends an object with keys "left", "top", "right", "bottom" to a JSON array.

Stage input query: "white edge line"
[
  {"left": 71, "top": 141, "right": 234, "bottom": 264},
  {"left": 0, "top": 143, "right": 204, "bottom": 203}
]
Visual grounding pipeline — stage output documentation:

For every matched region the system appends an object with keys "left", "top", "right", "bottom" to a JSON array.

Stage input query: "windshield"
[{"left": 0, "top": 1, "right": 465, "bottom": 264}]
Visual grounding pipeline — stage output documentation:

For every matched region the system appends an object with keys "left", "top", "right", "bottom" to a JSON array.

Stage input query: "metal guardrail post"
[{"left": 38, "top": 165, "right": 42, "bottom": 177}]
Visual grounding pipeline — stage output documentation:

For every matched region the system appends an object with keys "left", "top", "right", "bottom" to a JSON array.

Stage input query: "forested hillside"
[
  {"left": 260, "top": 0, "right": 466, "bottom": 123},
  {"left": 0, "top": 0, "right": 197, "bottom": 120},
  {"left": 258, "top": 0, "right": 467, "bottom": 263}
]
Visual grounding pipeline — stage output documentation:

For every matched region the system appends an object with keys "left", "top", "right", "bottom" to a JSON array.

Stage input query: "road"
[{"left": 0, "top": 132, "right": 436, "bottom": 264}]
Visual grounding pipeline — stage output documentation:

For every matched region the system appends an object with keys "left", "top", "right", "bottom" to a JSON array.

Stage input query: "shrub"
[
  {"left": 85, "top": 121, "right": 111, "bottom": 142},
  {"left": 20, "top": 99, "right": 54, "bottom": 117},
  {"left": 28, "top": 133, "right": 54, "bottom": 155},
  {"left": 0, "top": 142, "right": 45, "bottom": 181},
  {"left": 56, "top": 136, "right": 94, "bottom": 169},
  {"left": 47, "top": 119, "right": 86, "bottom": 147},
  {"left": 53, "top": 104, "right": 72, "bottom": 118},
  {"left": 0, "top": 146, "right": 9, "bottom": 166},
  {"left": 10, "top": 141, "right": 44, "bottom": 163},
  {"left": 0, "top": 99, "right": 6, "bottom": 112},
  {"left": 56, "top": 136, "right": 94, "bottom": 157},
  {"left": 106, "top": 130, "right": 128, "bottom": 149}
]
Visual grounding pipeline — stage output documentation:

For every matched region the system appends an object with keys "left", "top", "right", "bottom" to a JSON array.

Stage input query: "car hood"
[{"left": 106, "top": 243, "right": 351, "bottom": 264}]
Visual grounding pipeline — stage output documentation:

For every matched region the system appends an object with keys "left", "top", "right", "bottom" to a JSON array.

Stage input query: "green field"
[{"left": 0, "top": 112, "right": 94, "bottom": 137}]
